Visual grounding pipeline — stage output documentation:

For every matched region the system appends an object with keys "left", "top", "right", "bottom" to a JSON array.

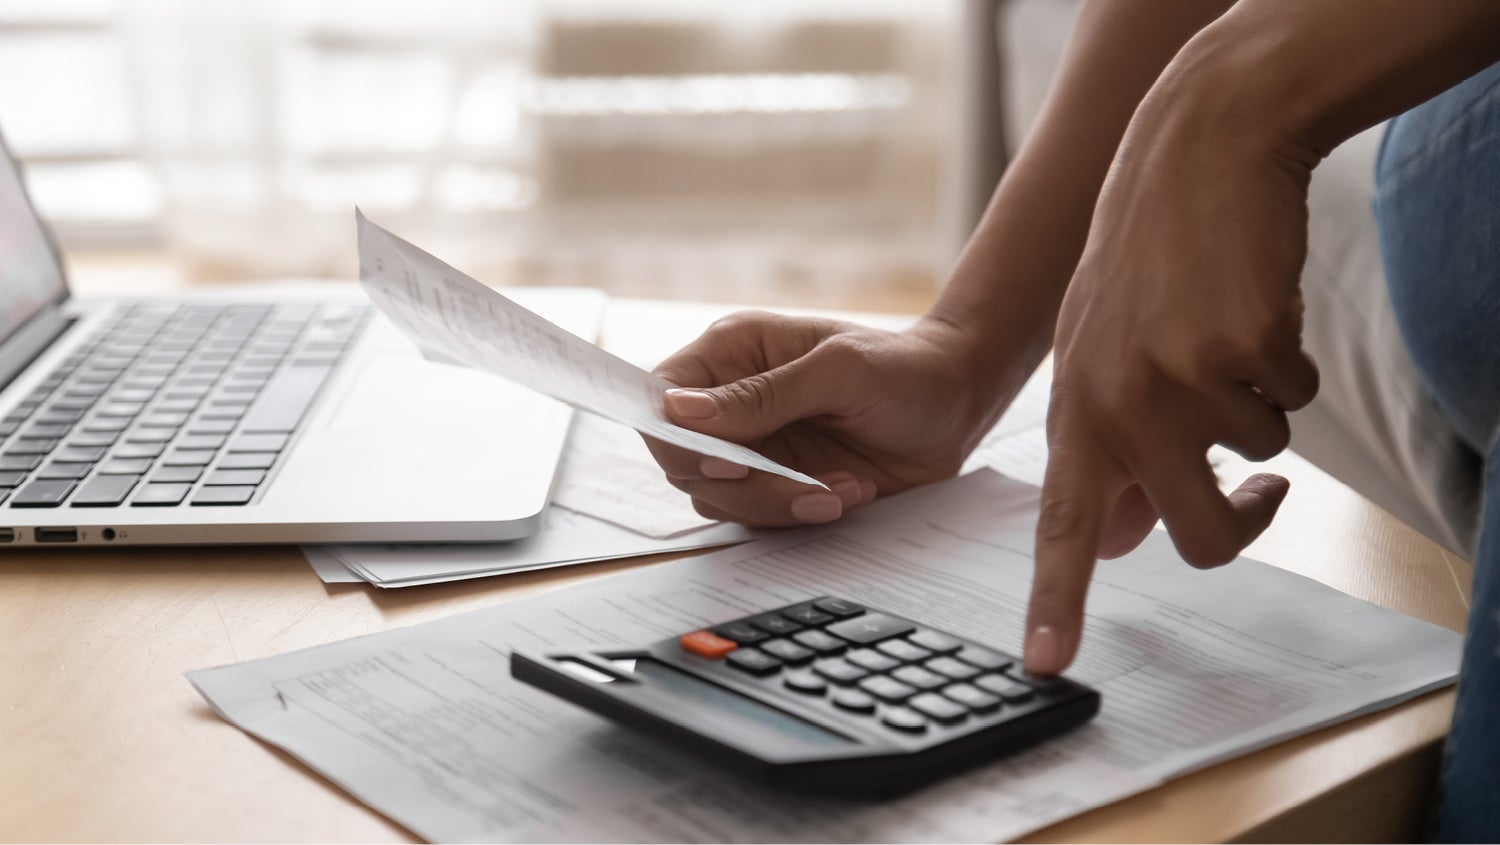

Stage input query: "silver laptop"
[{"left": 0, "top": 132, "right": 599, "bottom": 546}]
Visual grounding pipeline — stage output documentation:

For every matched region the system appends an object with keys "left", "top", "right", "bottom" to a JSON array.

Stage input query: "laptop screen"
[{"left": 0, "top": 138, "right": 68, "bottom": 344}]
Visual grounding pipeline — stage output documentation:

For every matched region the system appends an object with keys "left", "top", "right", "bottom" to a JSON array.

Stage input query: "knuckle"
[
  {"left": 1036, "top": 495, "right": 1086, "bottom": 545},
  {"left": 707, "top": 309, "right": 774, "bottom": 337},
  {"left": 721, "top": 373, "right": 778, "bottom": 414}
]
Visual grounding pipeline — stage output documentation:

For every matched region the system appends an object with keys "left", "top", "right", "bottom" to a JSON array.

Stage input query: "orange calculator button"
[{"left": 680, "top": 630, "right": 738, "bottom": 659}]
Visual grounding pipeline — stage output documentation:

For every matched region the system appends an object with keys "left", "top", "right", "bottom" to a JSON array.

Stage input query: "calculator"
[{"left": 510, "top": 596, "right": 1100, "bottom": 796}]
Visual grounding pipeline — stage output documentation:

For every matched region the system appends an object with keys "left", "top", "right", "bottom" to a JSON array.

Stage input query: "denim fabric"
[{"left": 1375, "top": 60, "right": 1500, "bottom": 842}]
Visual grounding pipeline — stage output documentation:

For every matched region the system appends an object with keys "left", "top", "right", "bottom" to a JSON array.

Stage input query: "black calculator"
[{"left": 510, "top": 596, "right": 1100, "bottom": 796}]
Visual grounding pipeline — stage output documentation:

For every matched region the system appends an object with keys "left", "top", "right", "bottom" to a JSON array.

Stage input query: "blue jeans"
[{"left": 1375, "top": 60, "right": 1500, "bottom": 842}]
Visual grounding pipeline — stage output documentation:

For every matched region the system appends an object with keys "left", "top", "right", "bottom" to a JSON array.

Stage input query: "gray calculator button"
[
  {"left": 858, "top": 674, "right": 918, "bottom": 703},
  {"left": 750, "top": 614, "right": 803, "bottom": 635},
  {"left": 974, "top": 674, "right": 1036, "bottom": 703},
  {"left": 831, "top": 688, "right": 877, "bottom": 714},
  {"left": 891, "top": 665, "right": 946, "bottom": 690},
  {"left": 876, "top": 639, "right": 933, "bottom": 663},
  {"left": 845, "top": 648, "right": 900, "bottom": 673},
  {"left": 909, "top": 692, "right": 969, "bottom": 724},
  {"left": 726, "top": 649, "right": 781, "bottom": 676},
  {"left": 1004, "top": 668, "right": 1067, "bottom": 692},
  {"left": 791, "top": 629, "right": 847, "bottom": 655},
  {"left": 955, "top": 646, "right": 1013, "bottom": 672},
  {"left": 941, "top": 683, "right": 1002, "bottom": 713},
  {"left": 825, "top": 612, "right": 915, "bottom": 644},
  {"left": 759, "top": 638, "right": 815, "bottom": 665},
  {"left": 783, "top": 669, "right": 828, "bottom": 695},
  {"left": 907, "top": 629, "right": 963, "bottom": 654},
  {"left": 924, "top": 656, "right": 981, "bottom": 681},
  {"left": 714, "top": 622, "right": 768, "bottom": 645},
  {"left": 880, "top": 707, "right": 928, "bottom": 733},
  {"left": 812, "top": 658, "right": 869, "bottom": 686},
  {"left": 811, "top": 597, "right": 865, "bottom": 618},
  {"left": 783, "top": 604, "right": 834, "bottom": 625}
]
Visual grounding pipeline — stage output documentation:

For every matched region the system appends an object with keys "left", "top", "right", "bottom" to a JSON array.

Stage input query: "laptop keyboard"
[{"left": 0, "top": 302, "right": 370, "bottom": 509}]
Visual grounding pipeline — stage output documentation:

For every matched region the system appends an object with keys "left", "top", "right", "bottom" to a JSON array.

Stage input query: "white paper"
[
  {"left": 192, "top": 469, "right": 1461, "bottom": 843},
  {"left": 356, "top": 211, "right": 824, "bottom": 488},
  {"left": 326, "top": 505, "right": 753, "bottom": 588},
  {"left": 551, "top": 415, "right": 719, "bottom": 538},
  {"left": 301, "top": 546, "right": 362, "bottom": 583}
]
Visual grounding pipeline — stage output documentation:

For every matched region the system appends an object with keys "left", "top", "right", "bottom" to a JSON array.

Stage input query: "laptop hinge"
[{"left": 0, "top": 305, "right": 74, "bottom": 395}]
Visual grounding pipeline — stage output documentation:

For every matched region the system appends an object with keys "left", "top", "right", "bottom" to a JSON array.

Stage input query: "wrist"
[{"left": 906, "top": 307, "right": 1045, "bottom": 437}]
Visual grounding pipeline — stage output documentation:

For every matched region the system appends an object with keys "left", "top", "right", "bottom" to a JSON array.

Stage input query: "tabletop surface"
[{"left": 0, "top": 288, "right": 1474, "bottom": 843}]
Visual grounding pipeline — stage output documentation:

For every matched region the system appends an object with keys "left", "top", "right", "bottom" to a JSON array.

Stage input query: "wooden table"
[{"left": 0, "top": 292, "right": 1472, "bottom": 843}]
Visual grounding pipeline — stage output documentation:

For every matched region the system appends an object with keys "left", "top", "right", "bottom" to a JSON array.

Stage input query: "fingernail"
[
  {"left": 858, "top": 479, "right": 878, "bottom": 502},
  {"left": 700, "top": 457, "right": 749, "bottom": 479},
  {"left": 665, "top": 388, "right": 717, "bottom": 419},
  {"left": 831, "top": 479, "right": 862, "bottom": 507},
  {"left": 791, "top": 493, "right": 843, "bottom": 523},
  {"left": 1025, "top": 625, "right": 1063, "bottom": 674}
]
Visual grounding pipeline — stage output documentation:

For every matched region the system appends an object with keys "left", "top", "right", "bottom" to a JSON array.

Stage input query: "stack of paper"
[{"left": 193, "top": 469, "right": 1461, "bottom": 843}]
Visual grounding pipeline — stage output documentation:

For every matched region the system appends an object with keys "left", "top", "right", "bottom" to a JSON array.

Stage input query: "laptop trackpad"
[{"left": 328, "top": 353, "right": 543, "bottom": 431}]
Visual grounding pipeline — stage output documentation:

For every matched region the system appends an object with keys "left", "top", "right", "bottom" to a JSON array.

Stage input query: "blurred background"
[{"left": 0, "top": 0, "right": 1006, "bottom": 310}]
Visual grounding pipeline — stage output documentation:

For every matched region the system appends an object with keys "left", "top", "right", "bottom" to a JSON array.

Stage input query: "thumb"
[{"left": 663, "top": 352, "right": 847, "bottom": 442}]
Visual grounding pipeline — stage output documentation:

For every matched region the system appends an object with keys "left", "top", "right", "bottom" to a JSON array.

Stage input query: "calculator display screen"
[{"left": 630, "top": 659, "right": 850, "bottom": 747}]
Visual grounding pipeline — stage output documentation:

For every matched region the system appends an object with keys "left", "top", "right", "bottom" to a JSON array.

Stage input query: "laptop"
[{"left": 0, "top": 131, "right": 600, "bottom": 546}]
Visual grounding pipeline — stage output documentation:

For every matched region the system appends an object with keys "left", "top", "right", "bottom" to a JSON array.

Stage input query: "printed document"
[
  {"left": 191, "top": 469, "right": 1460, "bottom": 843},
  {"left": 356, "top": 211, "right": 823, "bottom": 488}
]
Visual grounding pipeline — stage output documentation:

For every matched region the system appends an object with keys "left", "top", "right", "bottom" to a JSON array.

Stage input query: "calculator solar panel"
[{"left": 511, "top": 596, "right": 1100, "bottom": 796}]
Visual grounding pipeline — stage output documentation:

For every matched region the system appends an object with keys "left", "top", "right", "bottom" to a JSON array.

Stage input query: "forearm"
[
  {"left": 925, "top": 0, "right": 1234, "bottom": 411},
  {"left": 1144, "top": 0, "right": 1500, "bottom": 176}
]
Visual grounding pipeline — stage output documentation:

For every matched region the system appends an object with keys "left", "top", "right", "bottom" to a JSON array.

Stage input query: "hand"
[
  {"left": 1023, "top": 110, "right": 1320, "bottom": 675},
  {"left": 648, "top": 311, "right": 1005, "bottom": 526}
]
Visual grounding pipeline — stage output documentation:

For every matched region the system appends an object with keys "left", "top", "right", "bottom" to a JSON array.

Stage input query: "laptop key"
[
  {"left": 11, "top": 479, "right": 76, "bottom": 507},
  {"left": 70, "top": 474, "right": 139, "bottom": 507},
  {"left": 0, "top": 454, "right": 43, "bottom": 472},
  {"left": 161, "top": 450, "right": 215, "bottom": 467},
  {"left": 176, "top": 434, "right": 225, "bottom": 450},
  {"left": 0, "top": 471, "right": 25, "bottom": 487},
  {"left": 55, "top": 446, "right": 107, "bottom": 463},
  {"left": 37, "top": 462, "right": 93, "bottom": 480},
  {"left": 67, "top": 430, "right": 119, "bottom": 448},
  {"left": 239, "top": 364, "right": 334, "bottom": 434},
  {"left": 205, "top": 469, "right": 265, "bottom": 486},
  {"left": 150, "top": 465, "right": 201, "bottom": 483},
  {"left": 113, "top": 442, "right": 165, "bottom": 459},
  {"left": 216, "top": 452, "right": 275, "bottom": 470},
  {"left": 230, "top": 433, "right": 287, "bottom": 453},
  {"left": 191, "top": 485, "right": 255, "bottom": 506},
  {"left": 187, "top": 418, "right": 236, "bottom": 434},
  {"left": 125, "top": 429, "right": 177, "bottom": 443},
  {"left": 131, "top": 483, "right": 191, "bottom": 506},
  {"left": 99, "top": 458, "right": 153, "bottom": 475},
  {"left": 7, "top": 438, "right": 58, "bottom": 455}
]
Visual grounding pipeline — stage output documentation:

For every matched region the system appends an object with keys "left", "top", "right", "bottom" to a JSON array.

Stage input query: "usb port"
[
  {"left": 0, "top": 528, "right": 13, "bottom": 543},
  {"left": 34, "top": 527, "right": 78, "bottom": 543}
]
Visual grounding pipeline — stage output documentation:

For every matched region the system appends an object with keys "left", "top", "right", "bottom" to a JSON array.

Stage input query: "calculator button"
[
  {"left": 955, "top": 646, "right": 1013, "bottom": 672},
  {"left": 941, "top": 683, "right": 1002, "bottom": 713},
  {"left": 909, "top": 692, "right": 970, "bottom": 724},
  {"left": 790, "top": 629, "right": 847, "bottom": 655},
  {"left": 811, "top": 597, "right": 865, "bottom": 618},
  {"left": 782, "top": 604, "right": 834, "bottom": 626},
  {"left": 890, "top": 665, "right": 946, "bottom": 691},
  {"left": 924, "top": 656, "right": 982, "bottom": 681},
  {"left": 726, "top": 649, "right": 782, "bottom": 676},
  {"left": 857, "top": 675, "right": 918, "bottom": 703},
  {"left": 1004, "top": 668, "right": 1067, "bottom": 691},
  {"left": 750, "top": 614, "right": 803, "bottom": 636},
  {"left": 825, "top": 613, "right": 916, "bottom": 644},
  {"left": 875, "top": 639, "right": 933, "bottom": 663},
  {"left": 681, "top": 630, "right": 738, "bottom": 659},
  {"left": 831, "top": 688, "right": 877, "bottom": 714},
  {"left": 844, "top": 648, "right": 900, "bottom": 673},
  {"left": 783, "top": 670, "right": 828, "bottom": 695},
  {"left": 907, "top": 629, "right": 963, "bottom": 654},
  {"left": 974, "top": 674, "right": 1036, "bottom": 703},
  {"left": 759, "top": 638, "right": 815, "bottom": 665},
  {"left": 880, "top": 707, "right": 929, "bottom": 733},
  {"left": 713, "top": 622, "right": 769, "bottom": 645},
  {"left": 811, "top": 658, "right": 869, "bottom": 686}
]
